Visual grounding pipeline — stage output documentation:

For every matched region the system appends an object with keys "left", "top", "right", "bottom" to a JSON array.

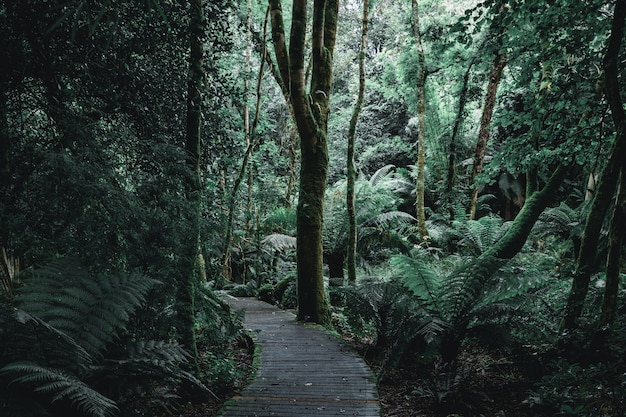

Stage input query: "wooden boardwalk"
[{"left": 219, "top": 296, "right": 380, "bottom": 417}]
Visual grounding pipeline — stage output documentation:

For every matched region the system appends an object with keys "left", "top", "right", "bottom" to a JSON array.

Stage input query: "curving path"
[{"left": 219, "top": 296, "right": 380, "bottom": 417}]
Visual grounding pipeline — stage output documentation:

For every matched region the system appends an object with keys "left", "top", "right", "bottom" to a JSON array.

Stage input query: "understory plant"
[
  {"left": 0, "top": 257, "right": 207, "bottom": 417},
  {"left": 393, "top": 215, "right": 561, "bottom": 364}
]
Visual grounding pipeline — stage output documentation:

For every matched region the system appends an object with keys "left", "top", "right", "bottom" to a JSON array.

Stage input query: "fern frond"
[
  {"left": 441, "top": 255, "right": 508, "bottom": 326},
  {"left": 417, "top": 316, "right": 449, "bottom": 344},
  {"left": 391, "top": 254, "right": 441, "bottom": 312},
  {"left": 369, "top": 164, "right": 395, "bottom": 187},
  {"left": 456, "top": 215, "right": 508, "bottom": 256},
  {"left": 534, "top": 203, "right": 579, "bottom": 239},
  {"left": 362, "top": 211, "right": 416, "bottom": 228},
  {"left": 262, "top": 207, "right": 297, "bottom": 234},
  {"left": 261, "top": 233, "right": 297, "bottom": 253},
  {"left": 13, "top": 309, "right": 93, "bottom": 367},
  {"left": 0, "top": 362, "right": 118, "bottom": 417},
  {"left": 16, "top": 258, "right": 158, "bottom": 357}
]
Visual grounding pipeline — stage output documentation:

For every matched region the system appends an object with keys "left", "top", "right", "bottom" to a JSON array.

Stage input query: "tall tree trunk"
[
  {"left": 600, "top": 167, "right": 625, "bottom": 327},
  {"left": 180, "top": 0, "right": 205, "bottom": 371},
  {"left": 269, "top": 0, "right": 338, "bottom": 324},
  {"left": 469, "top": 52, "right": 507, "bottom": 220},
  {"left": 285, "top": 126, "right": 299, "bottom": 207},
  {"left": 562, "top": 0, "right": 626, "bottom": 331},
  {"left": 411, "top": 0, "right": 427, "bottom": 238},
  {"left": 446, "top": 58, "right": 475, "bottom": 221},
  {"left": 346, "top": 0, "right": 369, "bottom": 284},
  {"left": 220, "top": 0, "right": 257, "bottom": 285}
]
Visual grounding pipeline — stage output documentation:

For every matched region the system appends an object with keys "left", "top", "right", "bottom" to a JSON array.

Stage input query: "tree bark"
[
  {"left": 411, "top": 0, "right": 427, "bottom": 238},
  {"left": 562, "top": 0, "right": 626, "bottom": 331},
  {"left": 599, "top": 166, "right": 625, "bottom": 327},
  {"left": 446, "top": 58, "right": 475, "bottom": 221},
  {"left": 346, "top": 0, "right": 369, "bottom": 284},
  {"left": 180, "top": 0, "right": 205, "bottom": 371},
  {"left": 469, "top": 52, "right": 507, "bottom": 220},
  {"left": 220, "top": 0, "right": 260, "bottom": 285},
  {"left": 269, "top": 0, "right": 338, "bottom": 324}
]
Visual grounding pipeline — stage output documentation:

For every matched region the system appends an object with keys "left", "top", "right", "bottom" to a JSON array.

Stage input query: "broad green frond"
[
  {"left": 455, "top": 215, "right": 509, "bottom": 256},
  {"left": 369, "top": 164, "right": 396, "bottom": 187},
  {"left": 391, "top": 254, "right": 441, "bottom": 312},
  {"left": 362, "top": 211, "right": 416, "bottom": 228},
  {"left": 534, "top": 202, "right": 579, "bottom": 239},
  {"left": 441, "top": 255, "right": 508, "bottom": 326},
  {"left": 262, "top": 207, "right": 297, "bottom": 234},
  {"left": 16, "top": 258, "right": 158, "bottom": 357},
  {"left": 13, "top": 309, "right": 93, "bottom": 368},
  {"left": 0, "top": 362, "right": 118, "bottom": 417},
  {"left": 261, "top": 233, "right": 297, "bottom": 253}
]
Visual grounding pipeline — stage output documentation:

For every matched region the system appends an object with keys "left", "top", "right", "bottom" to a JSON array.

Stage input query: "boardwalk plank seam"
[{"left": 218, "top": 296, "right": 380, "bottom": 417}]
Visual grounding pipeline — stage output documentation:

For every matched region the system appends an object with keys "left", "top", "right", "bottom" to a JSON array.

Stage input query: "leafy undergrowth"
[
  {"left": 131, "top": 339, "right": 255, "bottom": 417},
  {"left": 370, "top": 346, "right": 537, "bottom": 417}
]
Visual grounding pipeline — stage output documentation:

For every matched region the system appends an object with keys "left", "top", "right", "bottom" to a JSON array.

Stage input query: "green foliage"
[
  {"left": 0, "top": 257, "right": 204, "bottom": 417},
  {"left": 392, "top": 215, "right": 560, "bottom": 363},
  {"left": 454, "top": 215, "right": 510, "bottom": 256},
  {"left": 15, "top": 258, "right": 157, "bottom": 358},
  {"left": 527, "top": 359, "right": 626, "bottom": 417},
  {"left": 1, "top": 362, "right": 118, "bottom": 417},
  {"left": 324, "top": 165, "right": 415, "bottom": 263},
  {"left": 333, "top": 277, "right": 444, "bottom": 376}
]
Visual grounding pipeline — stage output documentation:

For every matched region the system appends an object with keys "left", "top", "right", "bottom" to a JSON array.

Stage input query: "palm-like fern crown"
[
  {"left": 533, "top": 202, "right": 581, "bottom": 239},
  {"left": 324, "top": 165, "right": 415, "bottom": 253},
  {"left": 455, "top": 215, "right": 510, "bottom": 256}
]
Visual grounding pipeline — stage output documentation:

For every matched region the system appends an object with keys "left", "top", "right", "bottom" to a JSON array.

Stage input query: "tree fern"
[
  {"left": 0, "top": 257, "right": 202, "bottom": 417},
  {"left": 455, "top": 215, "right": 510, "bottom": 256},
  {"left": 390, "top": 252, "right": 441, "bottom": 313},
  {"left": 15, "top": 257, "right": 158, "bottom": 357},
  {"left": 0, "top": 362, "right": 118, "bottom": 417}
]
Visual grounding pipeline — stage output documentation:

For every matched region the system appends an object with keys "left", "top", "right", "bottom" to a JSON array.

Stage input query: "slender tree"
[
  {"left": 469, "top": 51, "right": 507, "bottom": 220},
  {"left": 446, "top": 57, "right": 476, "bottom": 221},
  {"left": 268, "top": 0, "right": 338, "bottom": 324},
  {"left": 180, "top": 0, "right": 205, "bottom": 370},
  {"left": 562, "top": 0, "right": 626, "bottom": 331},
  {"left": 346, "top": 0, "right": 369, "bottom": 284},
  {"left": 411, "top": 0, "right": 428, "bottom": 237}
]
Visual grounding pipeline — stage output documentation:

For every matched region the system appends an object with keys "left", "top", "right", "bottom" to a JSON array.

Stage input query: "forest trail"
[{"left": 219, "top": 296, "right": 380, "bottom": 417}]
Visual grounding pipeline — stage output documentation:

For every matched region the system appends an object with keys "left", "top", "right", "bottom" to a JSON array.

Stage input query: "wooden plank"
[{"left": 219, "top": 296, "right": 380, "bottom": 417}]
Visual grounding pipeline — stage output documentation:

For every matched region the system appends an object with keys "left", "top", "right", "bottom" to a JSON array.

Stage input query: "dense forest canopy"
[{"left": 1, "top": 0, "right": 626, "bottom": 416}]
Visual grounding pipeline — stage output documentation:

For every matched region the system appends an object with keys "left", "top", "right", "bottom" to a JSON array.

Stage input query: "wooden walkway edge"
[{"left": 218, "top": 296, "right": 380, "bottom": 417}]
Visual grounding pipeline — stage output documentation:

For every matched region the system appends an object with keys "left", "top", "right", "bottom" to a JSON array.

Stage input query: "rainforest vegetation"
[{"left": 1, "top": 0, "right": 626, "bottom": 416}]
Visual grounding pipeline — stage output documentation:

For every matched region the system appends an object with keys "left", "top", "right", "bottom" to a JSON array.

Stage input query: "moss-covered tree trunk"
[
  {"left": 600, "top": 167, "right": 625, "bottom": 327},
  {"left": 180, "top": 0, "right": 205, "bottom": 370},
  {"left": 220, "top": 0, "right": 257, "bottom": 286},
  {"left": 469, "top": 52, "right": 507, "bottom": 220},
  {"left": 446, "top": 58, "right": 475, "bottom": 221},
  {"left": 562, "top": 0, "right": 626, "bottom": 331},
  {"left": 269, "top": 0, "right": 338, "bottom": 324},
  {"left": 346, "top": 0, "right": 369, "bottom": 284},
  {"left": 441, "top": 165, "right": 567, "bottom": 363},
  {"left": 411, "top": 0, "right": 427, "bottom": 238}
]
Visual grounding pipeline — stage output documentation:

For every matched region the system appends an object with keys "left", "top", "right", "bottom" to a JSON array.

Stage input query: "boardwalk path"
[{"left": 219, "top": 297, "right": 380, "bottom": 417}]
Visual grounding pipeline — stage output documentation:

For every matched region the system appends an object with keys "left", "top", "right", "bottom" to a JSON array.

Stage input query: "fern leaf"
[
  {"left": 15, "top": 258, "right": 158, "bottom": 357},
  {"left": 1, "top": 362, "right": 118, "bottom": 417},
  {"left": 391, "top": 254, "right": 441, "bottom": 312},
  {"left": 369, "top": 164, "right": 395, "bottom": 187},
  {"left": 261, "top": 233, "right": 297, "bottom": 252},
  {"left": 363, "top": 211, "right": 416, "bottom": 228}
]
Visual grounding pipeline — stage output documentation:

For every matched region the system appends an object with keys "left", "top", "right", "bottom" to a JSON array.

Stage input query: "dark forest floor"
[{"left": 165, "top": 336, "right": 543, "bottom": 417}]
